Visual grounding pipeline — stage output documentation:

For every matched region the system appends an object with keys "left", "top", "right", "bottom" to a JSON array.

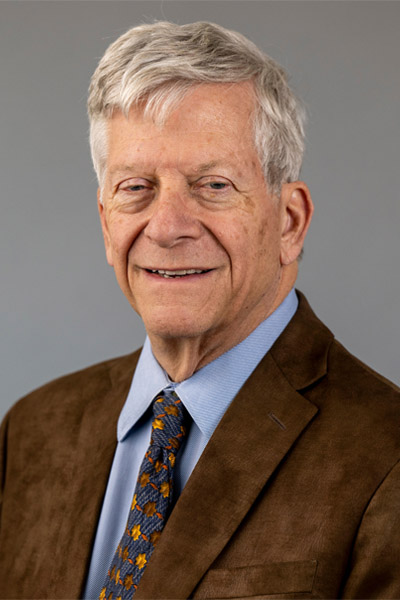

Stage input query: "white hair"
[{"left": 88, "top": 21, "right": 306, "bottom": 193}]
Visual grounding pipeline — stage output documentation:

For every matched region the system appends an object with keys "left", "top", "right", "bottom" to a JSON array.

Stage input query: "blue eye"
[
  {"left": 208, "top": 182, "right": 227, "bottom": 190},
  {"left": 128, "top": 185, "right": 147, "bottom": 191}
]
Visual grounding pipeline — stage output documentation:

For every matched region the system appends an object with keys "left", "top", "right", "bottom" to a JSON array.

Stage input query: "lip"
[
  {"left": 141, "top": 267, "right": 215, "bottom": 281},
  {"left": 141, "top": 267, "right": 212, "bottom": 272}
]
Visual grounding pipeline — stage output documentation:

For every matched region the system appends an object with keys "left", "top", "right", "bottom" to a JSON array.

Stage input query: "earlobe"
[
  {"left": 280, "top": 182, "right": 314, "bottom": 266},
  {"left": 97, "top": 190, "right": 114, "bottom": 267}
]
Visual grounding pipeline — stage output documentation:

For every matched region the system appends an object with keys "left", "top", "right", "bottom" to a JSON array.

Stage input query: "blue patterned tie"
[{"left": 100, "top": 388, "right": 189, "bottom": 600}]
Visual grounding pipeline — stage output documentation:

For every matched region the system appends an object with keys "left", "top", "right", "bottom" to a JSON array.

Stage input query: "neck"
[{"left": 148, "top": 266, "right": 298, "bottom": 382}]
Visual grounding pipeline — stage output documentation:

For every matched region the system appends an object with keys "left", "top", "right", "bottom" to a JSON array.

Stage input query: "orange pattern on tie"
[{"left": 99, "top": 388, "right": 189, "bottom": 599}]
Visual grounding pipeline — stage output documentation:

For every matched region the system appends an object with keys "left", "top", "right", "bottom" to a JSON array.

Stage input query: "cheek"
[
  {"left": 258, "top": 209, "right": 281, "bottom": 251},
  {"left": 108, "top": 218, "right": 141, "bottom": 259}
]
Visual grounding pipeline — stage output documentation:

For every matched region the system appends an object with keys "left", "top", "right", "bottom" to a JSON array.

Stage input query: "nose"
[{"left": 144, "top": 187, "right": 203, "bottom": 248}]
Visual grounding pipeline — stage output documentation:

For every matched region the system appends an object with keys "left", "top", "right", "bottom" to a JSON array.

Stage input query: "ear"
[
  {"left": 279, "top": 181, "right": 314, "bottom": 265},
  {"left": 97, "top": 189, "right": 114, "bottom": 266}
]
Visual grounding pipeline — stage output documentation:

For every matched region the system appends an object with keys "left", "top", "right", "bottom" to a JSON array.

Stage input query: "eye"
[
  {"left": 126, "top": 184, "right": 148, "bottom": 192},
  {"left": 206, "top": 182, "right": 228, "bottom": 190},
  {"left": 112, "top": 178, "right": 154, "bottom": 211},
  {"left": 195, "top": 176, "right": 232, "bottom": 192},
  {"left": 192, "top": 176, "right": 235, "bottom": 205},
  {"left": 117, "top": 178, "right": 153, "bottom": 194}
]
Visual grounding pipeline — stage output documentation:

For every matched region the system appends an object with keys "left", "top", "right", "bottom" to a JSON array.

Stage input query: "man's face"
[{"left": 99, "top": 82, "right": 288, "bottom": 349}]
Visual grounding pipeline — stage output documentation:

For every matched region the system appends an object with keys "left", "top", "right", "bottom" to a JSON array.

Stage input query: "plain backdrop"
[{"left": 1, "top": 0, "right": 399, "bottom": 421}]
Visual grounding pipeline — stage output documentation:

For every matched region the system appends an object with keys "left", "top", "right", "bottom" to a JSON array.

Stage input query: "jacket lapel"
[
  {"left": 135, "top": 354, "right": 318, "bottom": 598},
  {"left": 49, "top": 352, "right": 140, "bottom": 598}
]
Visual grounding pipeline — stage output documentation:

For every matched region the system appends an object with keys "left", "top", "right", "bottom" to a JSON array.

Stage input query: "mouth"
[{"left": 145, "top": 268, "right": 212, "bottom": 279}]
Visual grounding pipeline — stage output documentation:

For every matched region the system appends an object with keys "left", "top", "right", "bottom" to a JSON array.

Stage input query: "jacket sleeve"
[{"left": 341, "top": 459, "right": 400, "bottom": 599}]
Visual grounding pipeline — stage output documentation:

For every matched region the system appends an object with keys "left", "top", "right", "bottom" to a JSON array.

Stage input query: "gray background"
[{"left": 1, "top": 0, "right": 399, "bottom": 421}]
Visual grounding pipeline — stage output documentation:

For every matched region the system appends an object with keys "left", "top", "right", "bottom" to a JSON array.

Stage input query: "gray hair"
[{"left": 88, "top": 21, "right": 306, "bottom": 193}]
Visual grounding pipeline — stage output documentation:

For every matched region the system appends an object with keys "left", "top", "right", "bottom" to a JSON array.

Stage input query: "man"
[{"left": 0, "top": 21, "right": 399, "bottom": 600}]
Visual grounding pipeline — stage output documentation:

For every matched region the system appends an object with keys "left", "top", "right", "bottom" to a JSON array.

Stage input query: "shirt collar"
[
  {"left": 118, "top": 288, "right": 298, "bottom": 442},
  {"left": 117, "top": 337, "right": 169, "bottom": 441}
]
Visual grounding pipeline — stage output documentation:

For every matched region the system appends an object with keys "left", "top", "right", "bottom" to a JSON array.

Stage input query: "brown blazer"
[{"left": 1, "top": 292, "right": 400, "bottom": 599}]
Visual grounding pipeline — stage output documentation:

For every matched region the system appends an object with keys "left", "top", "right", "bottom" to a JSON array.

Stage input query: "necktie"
[{"left": 100, "top": 388, "right": 189, "bottom": 600}]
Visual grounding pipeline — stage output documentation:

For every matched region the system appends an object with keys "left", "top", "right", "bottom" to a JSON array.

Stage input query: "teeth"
[{"left": 150, "top": 268, "right": 206, "bottom": 277}]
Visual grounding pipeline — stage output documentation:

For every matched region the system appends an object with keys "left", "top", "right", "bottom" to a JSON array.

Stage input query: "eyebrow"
[
  {"left": 108, "top": 165, "right": 138, "bottom": 176},
  {"left": 192, "top": 161, "right": 220, "bottom": 174},
  {"left": 108, "top": 161, "right": 225, "bottom": 178}
]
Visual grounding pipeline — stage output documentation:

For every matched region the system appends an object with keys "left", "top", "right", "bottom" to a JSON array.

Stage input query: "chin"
[
  {"left": 147, "top": 322, "right": 205, "bottom": 340},
  {"left": 142, "top": 309, "right": 213, "bottom": 340}
]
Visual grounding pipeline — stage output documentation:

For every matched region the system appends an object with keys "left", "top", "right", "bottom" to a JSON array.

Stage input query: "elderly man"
[{"left": 1, "top": 21, "right": 399, "bottom": 600}]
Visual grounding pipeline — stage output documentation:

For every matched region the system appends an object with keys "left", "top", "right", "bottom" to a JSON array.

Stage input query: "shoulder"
[
  {"left": 316, "top": 337, "right": 400, "bottom": 442},
  {"left": 271, "top": 290, "right": 400, "bottom": 454},
  {"left": 326, "top": 336, "right": 400, "bottom": 399},
  {"left": 276, "top": 289, "right": 399, "bottom": 397},
  {"left": 2, "top": 350, "right": 141, "bottom": 442}
]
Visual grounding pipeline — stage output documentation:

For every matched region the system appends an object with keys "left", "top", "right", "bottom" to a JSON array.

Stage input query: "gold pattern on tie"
[{"left": 100, "top": 388, "right": 189, "bottom": 599}]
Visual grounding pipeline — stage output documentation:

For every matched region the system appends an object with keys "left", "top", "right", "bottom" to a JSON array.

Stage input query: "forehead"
[{"left": 105, "top": 82, "right": 261, "bottom": 173}]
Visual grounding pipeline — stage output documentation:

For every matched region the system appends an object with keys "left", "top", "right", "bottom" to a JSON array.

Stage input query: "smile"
[{"left": 146, "top": 269, "right": 211, "bottom": 278}]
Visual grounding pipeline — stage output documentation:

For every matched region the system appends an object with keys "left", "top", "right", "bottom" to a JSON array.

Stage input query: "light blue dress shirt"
[{"left": 83, "top": 289, "right": 298, "bottom": 599}]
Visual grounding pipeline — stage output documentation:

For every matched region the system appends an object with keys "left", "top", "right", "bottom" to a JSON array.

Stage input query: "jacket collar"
[{"left": 270, "top": 290, "right": 333, "bottom": 390}]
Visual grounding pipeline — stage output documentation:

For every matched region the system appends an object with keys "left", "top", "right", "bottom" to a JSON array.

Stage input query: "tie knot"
[{"left": 150, "top": 388, "right": 189, "bottom": 453}]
